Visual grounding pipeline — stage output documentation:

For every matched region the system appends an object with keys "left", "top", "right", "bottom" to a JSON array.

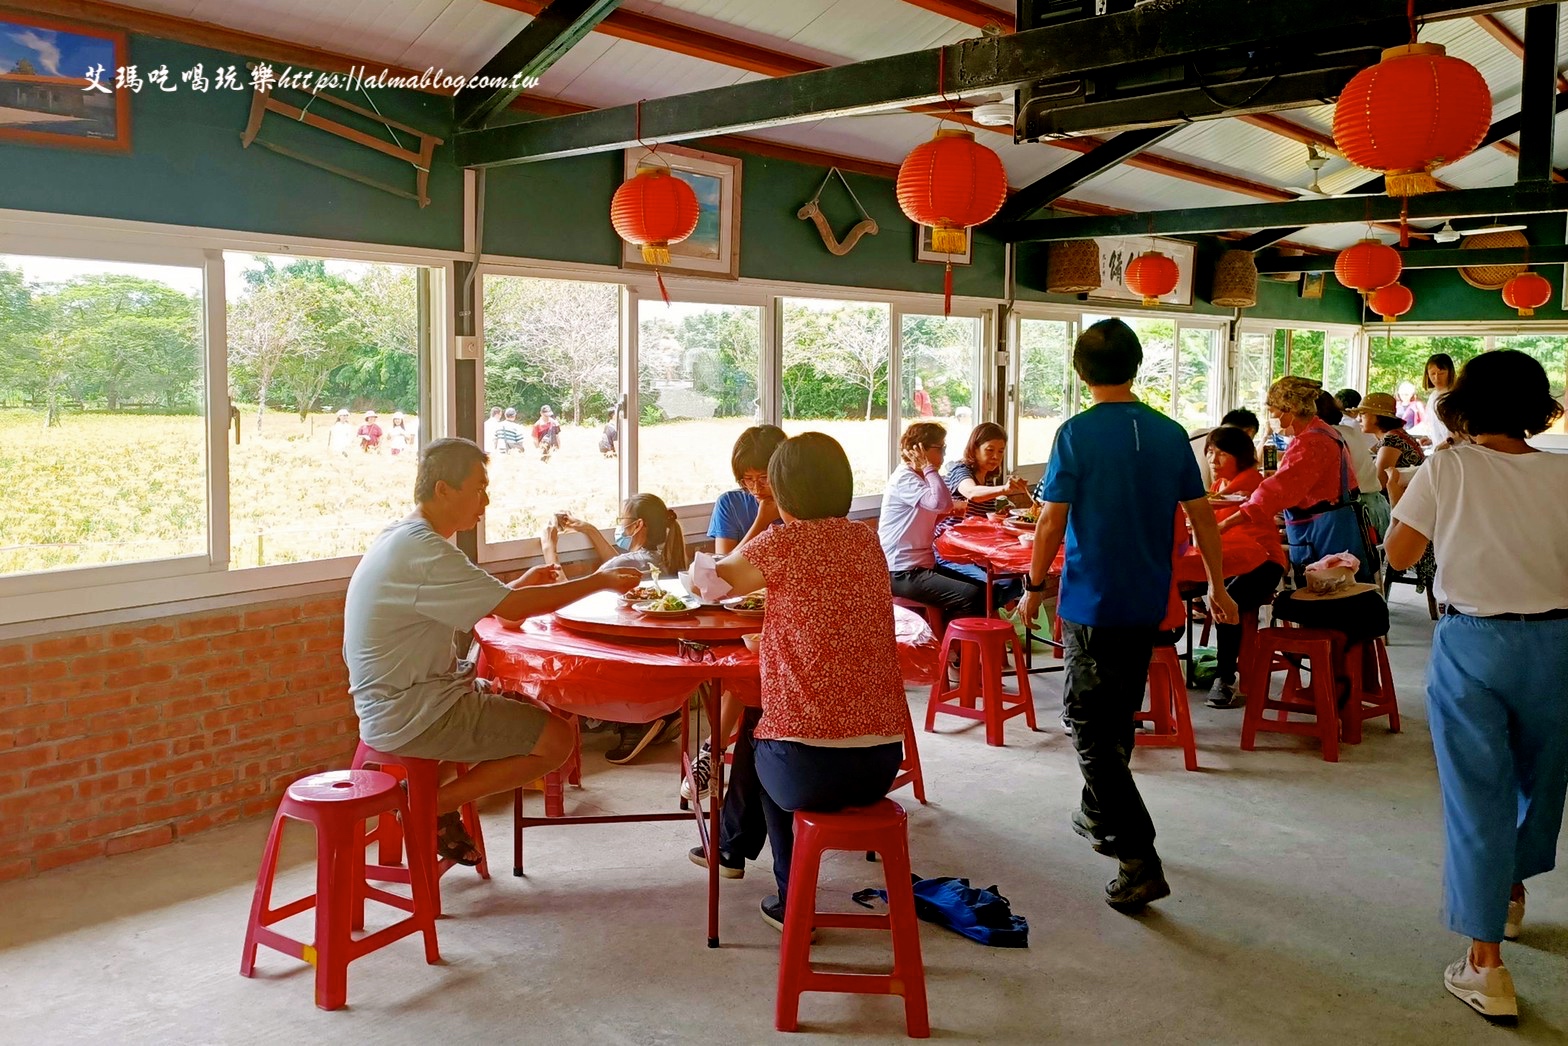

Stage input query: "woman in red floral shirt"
[{"left": 712, "top": 432, "right": 910, "bottom": 931}]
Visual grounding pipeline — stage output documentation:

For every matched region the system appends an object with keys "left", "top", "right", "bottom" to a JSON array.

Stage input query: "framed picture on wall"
[
  {"left": 0, "top": 13, "right": 131, "bottom": 153},
  {"left": 621, "top": 144, "right": 742, "bottom": 280},
  {"left": 1087, "top": 236, "right": 1196, "bottom": 307},
  {"left": 1299, "top": 272, "right": 1326, "bottom": 300},
  {"left": 915, "top": 225, "right": 974, "bottom": 266}
]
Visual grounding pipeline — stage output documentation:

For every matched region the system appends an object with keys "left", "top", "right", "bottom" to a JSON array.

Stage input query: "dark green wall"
[
  {"left": 0, "top": 36, "right": 462, "bottom": 251},
  {"left": 1395, "top": 215, "right": 1568, "bottom": 324}
]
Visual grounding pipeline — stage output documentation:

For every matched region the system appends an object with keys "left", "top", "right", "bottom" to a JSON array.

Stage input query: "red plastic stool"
[
  {"left": 1340, "top": 636, "right": 1400, "bottom": 744},
  {"left": 888, "top": 705, "right": 927, "bottom": 805},
  {"left": 776, "top": 800, "right": 929, "bottom": 1037},
  {"left": 352, "top": 741, "right": 488, "bottom": 918},
  {"left": 240, "top": 770, "right": 439, "bottom": 1010},
  {"left": 1135, "top": 646, "right": 1198, "bottom": 771},
  {"left": 893, "top": 595, "right": 944, "bottom": 635},
  {"left": 924, "top": 617, "right": 1037, "bottom": 746},
  {"left": 1239, "top": 626, "right": 1343, "bottom": 762}
]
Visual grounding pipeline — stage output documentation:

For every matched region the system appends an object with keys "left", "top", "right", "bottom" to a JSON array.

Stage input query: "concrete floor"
[{"left": 3, "top": 588, "right": 1565, "bottom": 1045}]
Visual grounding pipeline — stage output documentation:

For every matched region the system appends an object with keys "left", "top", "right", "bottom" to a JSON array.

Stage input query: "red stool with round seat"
[
  {"left": 240, "top": 769, "right": 439, "bottom": 1011},
  {"left": 1135, "top": 646, "right": 1198, "bottom": 771},
  {"left": 776, "top": 799, "right": 929, "bottom": 1037},
  {"left": 924, "top": 617, "right": 1037, "bottom": 746},
  {"left": 1239, "top": 626, "right": 1343, "bottom": 762},
  {"left": 351, "top": 741, "right": 489, "bottom": 918}
]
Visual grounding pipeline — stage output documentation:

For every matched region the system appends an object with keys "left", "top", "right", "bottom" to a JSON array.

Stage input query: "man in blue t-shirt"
[{"left": 1021, "top": 318, "right": 1237, "bottom": 914}]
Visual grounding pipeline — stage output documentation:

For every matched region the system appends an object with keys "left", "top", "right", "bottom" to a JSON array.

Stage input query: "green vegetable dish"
[
  {"left": 652, "top": 593, "right": 691, "bottom": 612},
  {"left": 733, "top": 594, "right": 765, "bottom": 612}
]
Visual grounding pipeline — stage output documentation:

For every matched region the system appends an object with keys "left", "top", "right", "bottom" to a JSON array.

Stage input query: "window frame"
[{"left": 1235, "top": 318, "right": 1366, "bottom": 406}]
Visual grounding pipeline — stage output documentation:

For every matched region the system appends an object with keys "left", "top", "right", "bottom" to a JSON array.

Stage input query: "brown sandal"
[{"left": 435, "top": 811, "right": 481, "bottom": 867}]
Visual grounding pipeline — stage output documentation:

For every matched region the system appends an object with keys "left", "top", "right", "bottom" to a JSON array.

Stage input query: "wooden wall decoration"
[{"left": 797, "top": 168, "right": 878, "bottom": 256}]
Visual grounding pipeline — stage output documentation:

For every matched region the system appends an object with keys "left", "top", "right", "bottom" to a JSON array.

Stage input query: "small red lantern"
[
  {"left": 1124, "top": 251, "right": 1180, "bottom": 306},
  {"left": 1334, "top": 239, "right": 1403, "bottom": 294},
  {"left": 1502, "top": 271, "right": 1552, "bottom": 317},
  {"left": 611, "top": 167, "right": 700, "bottom": 301},
  {"left": 897, "top": 128, "right": 1008, "bottom": 313},
  {"left": 1333, "top": 43, "right": 1492, "bottom": 197},
  {"left": 1368, "top": 283, "right": 1413, "bottom": 322}
]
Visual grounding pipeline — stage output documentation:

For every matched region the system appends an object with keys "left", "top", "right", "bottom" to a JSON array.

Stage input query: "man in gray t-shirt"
[{"left": 344, "top": 437, "right": 639, "bottom": 864}]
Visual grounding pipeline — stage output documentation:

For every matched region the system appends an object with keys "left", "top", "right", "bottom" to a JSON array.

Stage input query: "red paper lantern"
[
  {"left": 610, "top": 167, "right": 700, "bottom": 267},
  {"left": 1368, "top": 283, "right": 1413, "bottom": 322},
  {"left": 1334, "top": 239, "right": 1403, "bottom": 293},
  {"left": 1332, "top": 43, "right": 1492, "bottom": 197},
  {"left": 896, "top": 129, "right": 1008, "bottom": 256},
  {"left": 1502, "top": 271, "right": 1552, "bottom": 317},
  {"left": 1124, "top": 251, "right": 1179, "bottom": 306}
]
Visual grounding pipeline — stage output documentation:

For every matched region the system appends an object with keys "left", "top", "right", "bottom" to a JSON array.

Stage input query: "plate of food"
[
  {"left": 632, "top": 593, "right": 699, "bottom": 616},
  {"left": 1209, "top": 493, "right": 1247, "bottom": 504},
  {"left": 621, "top": 584, "right": 666, "bottom": 604},
  {"left": 1002, "top": 517, "right": 1036, "bottom": 532},
  {"left": 720, "top": 593, "right": 766, "bottom": 617},
  {"left": 1008, "top": 507, "right": 1039, "bottom": 522}
]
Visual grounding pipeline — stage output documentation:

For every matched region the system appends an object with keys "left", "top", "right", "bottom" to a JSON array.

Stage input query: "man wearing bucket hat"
[{"left": 533, "top": 404, "right": 561, "bottom": 462}]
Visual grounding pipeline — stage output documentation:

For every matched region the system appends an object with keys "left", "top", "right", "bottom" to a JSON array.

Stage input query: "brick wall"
[{"left": 0, "top": 593, "right": 355, "bottom": 881}]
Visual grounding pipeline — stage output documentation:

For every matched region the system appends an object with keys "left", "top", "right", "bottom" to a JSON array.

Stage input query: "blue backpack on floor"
[{"left": 852, "top": 875, "right": 1029, "bottom": 948}]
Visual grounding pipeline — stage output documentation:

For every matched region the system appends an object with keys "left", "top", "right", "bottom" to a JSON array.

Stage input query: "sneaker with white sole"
[
  {"left": 1206, "top": 678, "right": 1247, "bottom": 710},
  {"left": 688, "top": 844, "right": 744, "bottom": 879},
  {"left": 1505, "top": 889, "right": 1525, "bottom": 941},
  {"left": 1444, "top": 956, "right": 1517, "bottom": 1019},
  {"left": 680, "top": 742, "right": 713, "bottom": 803}
]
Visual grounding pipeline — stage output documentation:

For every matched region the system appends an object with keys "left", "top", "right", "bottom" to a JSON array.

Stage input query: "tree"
[
  {"left": 333, "top": 265, "right": 420, "bottom": 411},
  {"left": 45, "top": 274, "right": 201, "bottom": 410},
  {"left": 783, "top": 302, "right": 890, "bottom": 421},
  {"left": 12, "top": 59, "right": 37, "bottom": 75},
  {"left": 228, "top": 276, "right": 317, "bottom": 430},
  {"left": 485, "top": 277, "right": 618, "bottom": 425}
]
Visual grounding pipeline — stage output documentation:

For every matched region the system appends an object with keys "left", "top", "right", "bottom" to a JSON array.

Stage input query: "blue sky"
[{"left": 0, "top": 21, "right": 117, "bottom": 80}]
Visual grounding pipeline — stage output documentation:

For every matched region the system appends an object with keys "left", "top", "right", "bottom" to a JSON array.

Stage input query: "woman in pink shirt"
[{"left": 713, "top": 433, "right": 911, "bottom": 931}]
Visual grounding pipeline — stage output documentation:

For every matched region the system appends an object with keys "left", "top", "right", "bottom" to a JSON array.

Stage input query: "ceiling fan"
[
  {"left": 1284, "top": 144, "right": 1378, "bottom": 199},
  {"left": 1431, "top": 220, "right": 1529, "bottom": 242}
]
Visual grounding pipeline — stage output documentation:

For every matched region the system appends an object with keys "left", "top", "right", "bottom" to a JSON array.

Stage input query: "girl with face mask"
[{"left": 543, "top": 493, "right": 690, "bottom": 578}]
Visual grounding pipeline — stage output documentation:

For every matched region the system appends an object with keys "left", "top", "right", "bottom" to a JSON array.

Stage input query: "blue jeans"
[
  {"left": 754, "top": 739, "right": 903, "bottom": 902},
  {"left": 1427, "top": 613, "right": 1568, "bottom": 941}
]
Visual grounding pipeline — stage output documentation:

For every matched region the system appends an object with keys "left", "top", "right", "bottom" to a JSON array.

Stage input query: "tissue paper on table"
[{"left": 689, "top": 551, "right": 734, "bottom": 603}]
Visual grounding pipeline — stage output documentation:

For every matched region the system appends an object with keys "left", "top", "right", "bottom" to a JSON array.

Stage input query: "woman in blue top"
[{"left": 936, "top": 422, "right": 1035, "bottom": 607}]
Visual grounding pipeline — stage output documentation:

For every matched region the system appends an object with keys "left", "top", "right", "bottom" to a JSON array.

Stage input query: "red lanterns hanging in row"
[
  {"left": 1334, "top": 239, "right": 1403, "bottom": 294},
  {"left": 896, "top": 128, "right": 1008, "bottom": 314},
  {"left": 611, "top": 166, "right": 700, "bottom": 303},
  {"left": 1369, "top": 283, "right": 1413, "bottom": 322},
  {"left": 1502, "top": 271, "right": 1552, "bottom": 317},
  {"left": 1333, "top": 42, "right": 1491, "bottom": 197},
  {"left": 1125, "top": 251, "right": 1180, "bottom": 305}
]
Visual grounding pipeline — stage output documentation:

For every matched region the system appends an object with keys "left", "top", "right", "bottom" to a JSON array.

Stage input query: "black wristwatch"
[{"left": 1024, "top": 576, "right": 1047, "bottom": 593}]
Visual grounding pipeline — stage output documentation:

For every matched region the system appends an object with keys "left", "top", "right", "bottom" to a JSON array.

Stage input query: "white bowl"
[
  {"left": 742, "top": 633, "right": 762, "bottom": 653},
  {"left": 1016, "top": 532, "right": 1036, "bottom": 546}
]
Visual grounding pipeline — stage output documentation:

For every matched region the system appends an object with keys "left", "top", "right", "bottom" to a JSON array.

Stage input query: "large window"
[
  {"left": 0, "top": 253, "right": 206, "bottom": 575},
  {"left": 1015, "top": 317, "right": 1073, "bottom": 466},
  {"left": 480, "top": 275, "right": 622, "bottom": 544},
  {"left": 637, "top": 300, "right": 762, "bottom": 508},
  {"left": 1365, "top": 333, "right": 1484, "bottom": 396},
  {"left": 781, "top": 297, "right": 892, "bottom": 497},
  {"left": 901, "top": 313, "right": 980, "bottom": 457},
  {"left": 225, "top": 253, "right": 431, "bottom": 567},
  {"left": 1084, "top": 313, "right": 1223, "bottom": 432}
]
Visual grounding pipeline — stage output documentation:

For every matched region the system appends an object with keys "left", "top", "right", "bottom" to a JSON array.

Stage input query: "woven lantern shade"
[
  {"left": 1334, "top": 239, "right": 1402, "bottom": 293},
  {"left": 895, "top": 129, "right": 1008, "bottom": 256},
  {"left": 1502, "top": 271, "right": 1552, "bottom": 317},
  {"left": 1124, "top": 251, "right": 1180, "bottom": 306},
  {"left": 1046, "top": 240, "right": 1101, "bottom": 294},
  {"left": 1332, "top": 43, "right": 1491, "bottom": 196},
  {"left": 1211, "top": 250, "right": 1258, "bottom": 308},
  {"left": 1368, "top": 283, "right": 1413, "bottom": 322},
  {"left": 1458, "top": 230, "right": 1529, "bottom": 290}
]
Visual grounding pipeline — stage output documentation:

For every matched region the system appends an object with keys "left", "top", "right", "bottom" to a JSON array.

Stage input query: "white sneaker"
[
  {"left": 680, "top": 743, "right": 713, "bottom": 803},
  {"left": 1505, "top": 890, "right": 1526, "bottom": 941},
  {"left": 1444, "top": 956, "right": 1517, "bottom": 1019}
]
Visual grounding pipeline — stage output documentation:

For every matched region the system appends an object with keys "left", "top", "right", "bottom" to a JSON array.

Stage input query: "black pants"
[
  {"left": 717, "top": 706, "right": 768, "bottom": 862},
  {"left": 1061, "top": 619, "right": 1159, "bottom": 863},
  {"left": 890, "top": 565, "right": 986, "bottom": 620},
  {"left": 754, "top": 739, "right": 903, "bottom": 902},
  {"left": 1215, "top": 560, "right": 1286, "bottom": 680}
]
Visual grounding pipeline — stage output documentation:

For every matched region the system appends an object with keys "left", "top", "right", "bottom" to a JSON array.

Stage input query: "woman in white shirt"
[
  {"left": 1423, "top": 352, "right": 1457, "bottom": 446},
  {"left": 878, "top": 421, "right": 985, "bottom": 620},
  {"left": 1386, "top": 351, "right": 1568, "bottom": 1022}
]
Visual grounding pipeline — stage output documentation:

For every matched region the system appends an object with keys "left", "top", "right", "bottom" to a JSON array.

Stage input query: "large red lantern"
[
  {"left": 611, "top": 167, "right": 700, "bottom": 301},
  {"left": 1124, "top": 251, "right": 1180, "bottom": 306},
  {"left": 1334, "top": 239, "right": 1403, "bottom": 294},
  {"left": 896, "top": 128, "right": 1008, "bottom": 313},
  {"left": 1332, "top": 43, "right": 1491, "bottom": 197},
  {"left": 1502, "top": 271, "right": 1552, "bottom": 317},
  {"left": 1368, "top": 283, "right": 1413, "bottom": 322}
]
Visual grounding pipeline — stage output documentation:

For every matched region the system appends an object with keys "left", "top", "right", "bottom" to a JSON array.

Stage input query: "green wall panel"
[
  {"left": 480, "top": 152, "right": 623, "bottom": 265},
  {"left": 0, "top": 36, "right": 462, "bottom": 251},
  {"left": 1396, "top": 216, "right": 1568, "bottom": 324}
]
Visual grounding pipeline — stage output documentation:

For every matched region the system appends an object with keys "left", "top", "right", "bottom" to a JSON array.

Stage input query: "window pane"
[
  {"left": 1086, "top": 313, "right": 1176, "bottom": 418},
  {"left": 1235, "top": 331, "right": 1272, "bottom": 415},
  {"left": 1286, "top": 329, "right": 1325, "bottom": 382},
  {"left": 1175, "top": 327, "right": 1217, "bottom": 430},
  {"left": 1324, "top": 333, "right": 1354, "bottom": 393},
  {"left": 781, "top": 298, "right": 890, "bottom": 497},
  {"left": 226, "top": 254, "right": 428, "bottom": 567},
  {"left": 901, "top": 313, "right": 978, "bottom": 452},
  {"left": 481, "top": 275, "right": 622, "bottom": 543},
  {"left": 1494, "top": 333, "right": 1568, "bottom": 435},
  {"left": 0, "top": 255, "right": 206, "bottom": 575},
  {"left": 638, "top": 301, "right": 761, "bottom": 508},
  {"left": 1016, "top": 318, "right": 1071, "bottom": 464},
  {"left": 1365, "top": 334, "right": 1483, "bottom": 396}
]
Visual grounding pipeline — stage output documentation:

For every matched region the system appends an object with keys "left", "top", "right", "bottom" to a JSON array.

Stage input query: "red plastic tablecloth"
[
  {"left": 1172, "top": 530, "right": 1274, "bottom": 585},
  {"left": 474, "top": 606, "right": 939, "bottom": 724},
  {"left": 934, "top": 518, "right": 1044, "bottom": 576}
]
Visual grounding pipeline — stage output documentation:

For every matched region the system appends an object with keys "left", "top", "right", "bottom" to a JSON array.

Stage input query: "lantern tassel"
[
  {"left": 655, "top": 268, "right": 671, "bottom": 306},
  {"left": 1519, "top": 306, "right": 1535, "bottom": 318},
  {"left": 943, "top": 263, "right": 953, "bottom": 317},
  {"left": 1386, "top": 169, "right": 1440, "bottom": 197}
]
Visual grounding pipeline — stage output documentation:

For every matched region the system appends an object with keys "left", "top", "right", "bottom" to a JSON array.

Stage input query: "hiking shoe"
[
  {"left": 1505, "top": 890, "right": 1526, "bottom": 941},
  {"left": 1105, "top": 858, "right": 1170, "bottom": 913},
  {"left": 688, "top": 845, "right": 744, "bottom": 879},
  {"left": 1206, "top": 678, "right": 1246, "bottom": 709},
  {"left": 1071, "top": 810, "right": 1116, "bottom": 857},
  {"left": 680, "top": 742, "right": 714, "bottom": 803},
  {"left": 1444, "top": 956, "right": 1517, "bottom": 1019},
  {"left": 605, "top": 712, "right": 680, "bottom": 765}
]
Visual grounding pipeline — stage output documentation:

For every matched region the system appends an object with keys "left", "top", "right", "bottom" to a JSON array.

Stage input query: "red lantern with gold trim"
[
  {"left": 1368, "top": 283, "right": 1413, "bottom": 322},
  {"left": 1124, "top": 251, "right": 1180, "bottom": 306},
  {"left": 897, "top": 128, "right": 1008, "bottom": 313},
  {"left": 1502, "top": 271, "right": 1551, "bottom": 317},
  {"left": 1332, "top": 43, "right": 1491, "bottom": 197},
  {"left": 1334, "top": 239, "right": 1403, "bottom": 294},
  {"left": 611, "top": 167, "right": 700, "bottom": 301}
]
